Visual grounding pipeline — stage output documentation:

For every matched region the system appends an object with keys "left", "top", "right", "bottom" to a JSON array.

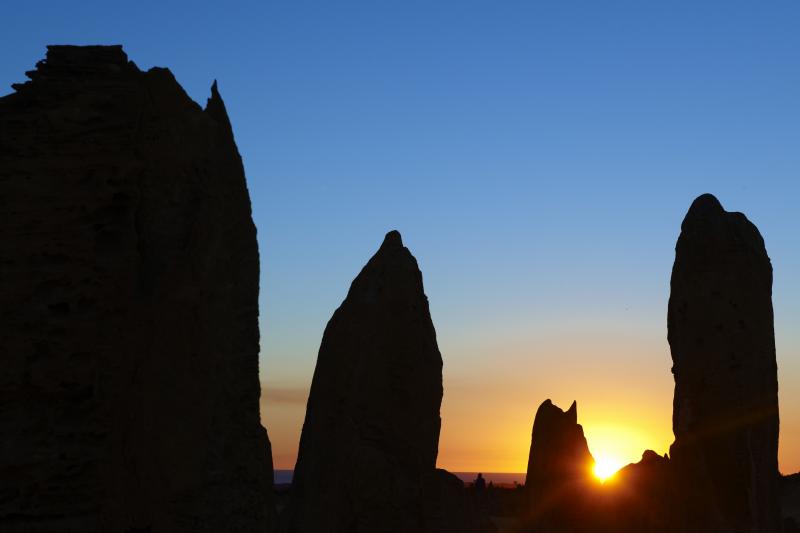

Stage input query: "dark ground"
[{"left": 276, "top": 473, "right": 800, "bottom": 532}]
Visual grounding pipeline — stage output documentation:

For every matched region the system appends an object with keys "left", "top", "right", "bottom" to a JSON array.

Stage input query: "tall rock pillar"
[
  {"left": 668, "top": 193, "right": 780, "bottom": 532},
  {"left": 285, "top": 231, "right": 444, "bottom": 533},
  {"left": 0, "top": 45, "right": 274, "bottom": 532}
]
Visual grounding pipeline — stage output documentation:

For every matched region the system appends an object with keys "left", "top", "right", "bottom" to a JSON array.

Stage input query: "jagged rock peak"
[
  {"left": 527, "top": 398, "right": 593, "bottom": 481},
  {"left": 566, "top": 399, "right": 577, "bottom": 422},
  {"left": 49, "top": 43, "right": 125, "bottom": 58},
  {"left": 205, "top": 79, "right": 235, "bottom": 138},
  {"left": 41, "top": 44, "right": 129, "bottom": 67},
  {"left": 523, "top": 399, "right": 595, "bottom": 531},
  {"left": 11, "top": 45, "right": 132, "bottom": 91},
  {"left": 533, "top": 399, "right": 580, "bottom": 429}
]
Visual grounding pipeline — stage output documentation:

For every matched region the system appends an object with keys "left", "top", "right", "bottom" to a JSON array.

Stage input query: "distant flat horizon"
[{"left": 273, "top": 469, "right": 527, "bottom": 487}]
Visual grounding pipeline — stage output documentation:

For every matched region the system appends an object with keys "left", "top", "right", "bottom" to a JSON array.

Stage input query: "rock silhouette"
[
  {"left": 283, "top": 231, "right": 447, "bottom": 533},
  {"left": 522, "top": 400, "right": 595, "bottom": 532},
  {"left": 0, "top": 46, "right": 274, "bottom": 532},
  {"left": 668, "top": 193, "right": 780, "bottom": 532}
]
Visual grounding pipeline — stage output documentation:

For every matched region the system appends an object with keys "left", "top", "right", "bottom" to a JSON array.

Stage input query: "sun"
[{"left": 592, "top": 456, "right": 623, "bottom": 482}]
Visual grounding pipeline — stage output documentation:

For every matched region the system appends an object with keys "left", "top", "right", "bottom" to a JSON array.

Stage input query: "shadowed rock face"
[
  {"left": 284, "top": 231, "right": 444, "bottom": 533},
  {"left": 0, "top": 46, "right": 274, "bottom": 532},
  {"left": 523, "top": 400, "right": 595, "bottom": 532},
  {"left": 668, "top": 193, "right": 780, "bottom": 532}
]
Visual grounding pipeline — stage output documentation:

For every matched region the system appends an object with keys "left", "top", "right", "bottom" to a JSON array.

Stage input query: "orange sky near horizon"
[{"left": 261, "top": 320, "right": 799, "bottom": 476}]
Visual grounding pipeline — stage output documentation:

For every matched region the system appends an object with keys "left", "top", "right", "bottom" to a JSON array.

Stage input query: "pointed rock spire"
[
  {"left": 205, "top": 79, "right": 234, "bottom": 140},
  {"left": 566, "top": 400, "right": 578, "bottom": 423},
  {"left": 285, "top": 230, "right": 444, "bottom": 532}
]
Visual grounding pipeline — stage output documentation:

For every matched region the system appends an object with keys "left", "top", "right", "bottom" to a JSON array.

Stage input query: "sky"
[{"left": 2, "top": 1, "right": 798, "bottom": 474}]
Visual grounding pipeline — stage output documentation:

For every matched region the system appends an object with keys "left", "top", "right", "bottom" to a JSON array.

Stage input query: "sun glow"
[{"left": 592, "top": 456, "right": 623, "bottom": 482}]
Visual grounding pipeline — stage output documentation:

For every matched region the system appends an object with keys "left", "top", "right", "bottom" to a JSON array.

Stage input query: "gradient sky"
[{"left": 3, "top": 1, "right": 798, "bottom": 474}]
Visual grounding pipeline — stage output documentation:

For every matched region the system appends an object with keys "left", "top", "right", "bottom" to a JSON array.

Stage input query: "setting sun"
[{"left": 592, "top": 456, "right": 624, "bottom": 482}]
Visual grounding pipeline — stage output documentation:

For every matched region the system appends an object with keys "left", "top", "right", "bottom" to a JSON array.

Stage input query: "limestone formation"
[
  {"left": 523, "top": 400, "right": 595, "bottom": 532},
  {"left": 668, "top": 193, "right": 780, "bottom": 532},
  {"left": 0, "top": 46, "right": 274, "bottom": 532},
  {"left": 283, "top": 230, "right": 444, "bottom": 533}
]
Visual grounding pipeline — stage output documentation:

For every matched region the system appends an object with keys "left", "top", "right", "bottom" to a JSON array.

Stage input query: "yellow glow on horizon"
[
  {"left": 583, "top": 422, "right": 667, "bottom": 473},
  {"left": 592, "top": 455, "right": 624, "bottom": 482}
]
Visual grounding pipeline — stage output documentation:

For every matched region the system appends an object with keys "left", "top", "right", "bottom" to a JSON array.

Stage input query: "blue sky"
[{"left": 3, "top": 1, "right": 799, "bottom": 472}]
